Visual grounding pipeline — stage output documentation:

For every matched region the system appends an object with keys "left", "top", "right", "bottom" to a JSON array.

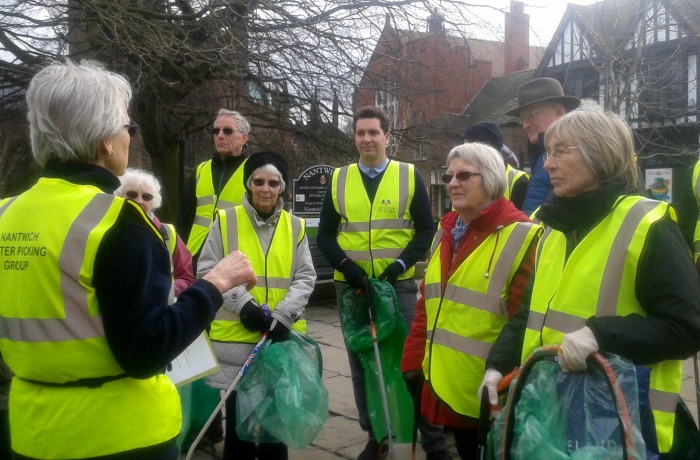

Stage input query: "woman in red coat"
[{"left": 401, "top": 143, "right": 540, "bottom": 459}]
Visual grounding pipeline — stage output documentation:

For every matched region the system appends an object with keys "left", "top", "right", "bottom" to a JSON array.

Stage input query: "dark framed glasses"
[
  {"left": 211, "top": 127, "right": 239, "bottom": 136},
  {"left": 251, "top": 178, "right": 281, "bottom": 188},
  {"left": 125, "top": 190, "right": 154, "bottom": 202},
  {"left": 441, "top": 170, "right": 482, "bottom": 184},
  {"left": 123, "top": 122, "right": 138, "bottom": 138}
]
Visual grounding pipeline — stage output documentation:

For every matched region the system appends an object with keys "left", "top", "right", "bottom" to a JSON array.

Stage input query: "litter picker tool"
[
  {"left": 363, "top": 281, "right": 396, "bottom": 460},
  {"left": 185, "top": 332, "right": 268, "bottom": 460}
]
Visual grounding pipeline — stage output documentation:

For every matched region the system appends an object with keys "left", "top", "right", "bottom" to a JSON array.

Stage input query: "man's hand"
[
  {"left": 239, "top": 301, "right": 267, "bottom": 332},
  {"left": 340, "top": 259, "right": 367, "bottom": 291},
  {"left": 203, "top": 250, "right": 257, "bottom": 293},
  {"left": 379, "top": 261, "right": 404, "bottom": 285},
  {"left": 559, "top": 326, "right": 598, "bottom": 373}
]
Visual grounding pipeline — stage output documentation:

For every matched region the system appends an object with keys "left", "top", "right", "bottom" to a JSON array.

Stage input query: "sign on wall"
[
  {"left": 293, "top": 165, "right": 335, "bottom": 215},
  {"left": 645, "top": 168, "right": 673, "bottom": 202}
]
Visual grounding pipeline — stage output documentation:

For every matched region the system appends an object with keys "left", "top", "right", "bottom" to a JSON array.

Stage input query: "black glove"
[
  {"left": 266, "top": 319, "right": 290, "bottom": 342},
  {"left": 340, "top": 259, "right": 367, "bottom": 291},
  {"left": 239, "top": 301, "right": 266, "bottom": 332},
  {"left": 403, "top": 370, "right": 425, "bottom": 403},
  {"left": 379, "top": 261, "right": 404, "bottom": 285}
]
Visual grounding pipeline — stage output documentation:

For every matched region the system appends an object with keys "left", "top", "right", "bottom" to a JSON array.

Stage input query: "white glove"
[
  {"left": 478, "top": 369, "right": 503, "bottom": 406},
  {"left": 558, "top": 326, "right": 599, "bottom": 373}
]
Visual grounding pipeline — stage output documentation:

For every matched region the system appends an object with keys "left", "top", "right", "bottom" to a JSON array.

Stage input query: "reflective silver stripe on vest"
[
  {"left": 265, "top": 277, "right": 292, "bottom": 290},
  {"left": 339, "top": 220, "right": 413, "bottom": 232},
  {"left": 343, "top": 248, "right": 402, "bottom": 262},
  {"left": 196, "top": 195, "right": 216, "bottom": 206},
  {"left": 437, "top": 224, "right": 534, "bottom": 314},
  {"left": 597, "top": 199, "right": 660, "bottom": 316},
  {"left": 1, "top": 195, "right": 115, "bottom": 342},
  {"left": 424, "top": 282, "right": 441, "bottom": 301},
  {"left": 0, "top": 197, "right": 18, "bottom": 217},
  {"left": 336, "top": 167, "right": 349, "bottom": 217},
  {"left": 649, "top": 387, "right": 679, "bottom": 414},
  {"left": 193, "top": 215, "right": 210, "bottom": 227},
  {"left": 217, "top": 199, "right": 237, "bottom": 209},
  {"left": 224, "top": 209, "right": 239, "bottom": 251},
  {"left": 430, "top": 228, "right": 444, "bottom": 256},
  {"left": 525, "top": 310, "right": 546, "bottom": 332},
  {"left": 429, "top": 328, "right": 492, "bottom": 359},
  {"left": 541, "top": 309, "right": 586, "bottom": 334}
]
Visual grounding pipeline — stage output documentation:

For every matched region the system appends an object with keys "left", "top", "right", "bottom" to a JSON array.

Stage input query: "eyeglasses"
[
  {"left": 520, "top": 106, "right": 554, "bottom": 123},
  {"left": 211, "top": 127, "right": 241, "bottom": 136},
  {"left": 123, "top": 122, "right": 138, "bottom": 138},
  {"left": 545, "top": 146, "right": 580, "bottom": 161},
  {"left": 125, "top": 190, "right": 154, "bottom": 201},
  {"left": 441, "top": 170, "right": 482, "bottom": 184},
  {"left": 252, "top": 178, "right": 281, "bottom": 188}
]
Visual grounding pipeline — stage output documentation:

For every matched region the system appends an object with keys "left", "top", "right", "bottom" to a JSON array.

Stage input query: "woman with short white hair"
[{"left": 116, "top": 168, "right": 196, "bottom": 300}]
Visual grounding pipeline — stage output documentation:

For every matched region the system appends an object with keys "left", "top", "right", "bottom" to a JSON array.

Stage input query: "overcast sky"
[{"left": 483, "top": 0, "right": 601, "bottom": 46}]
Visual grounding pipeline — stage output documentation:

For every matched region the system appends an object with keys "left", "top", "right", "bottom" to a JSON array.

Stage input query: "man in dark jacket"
[
  {"left": 317, "top": 106, "right": 449, "bottom": 460},
  {"left": 506, "top": 78, "right": 580, "bottom": 216},
  {"left": 176, "top": 109, "right": 251, "bottom": 261}
]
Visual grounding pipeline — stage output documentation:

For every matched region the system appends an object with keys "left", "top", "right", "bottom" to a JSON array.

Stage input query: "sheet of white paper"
[{"left": 166, "top": 332, "right": 219, "bottom": 386}]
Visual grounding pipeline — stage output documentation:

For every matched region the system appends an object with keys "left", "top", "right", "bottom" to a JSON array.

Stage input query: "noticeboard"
[{"left": 293, "top": 164, "right": 334, "bottom": 215}]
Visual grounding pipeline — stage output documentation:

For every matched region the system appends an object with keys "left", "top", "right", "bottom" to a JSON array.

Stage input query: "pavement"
[{"left": 184, "top": 282, "right": 700, "bottom": 460}]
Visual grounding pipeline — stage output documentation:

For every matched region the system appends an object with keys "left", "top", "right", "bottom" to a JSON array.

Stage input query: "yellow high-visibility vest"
[
  {"left": 522, "top": 196, "right": 681, "bottom": 453},
  {"left": 504, "top": 164, "right": 529, "bottom": 203},
  {"left": 423, "top": 222, "right": 540, "bottom": 417},
  {"left": 331, "top": 161, "right": 416, "bottom": 281},
  {"left": 187, "top": 159, "right": 247, "bottom": 254},
  {"left": 0, "top": 178, "right": 180, "bottom": 459},
  {"left": 210, "top": 205, "right": 306, "bottom": 343}
]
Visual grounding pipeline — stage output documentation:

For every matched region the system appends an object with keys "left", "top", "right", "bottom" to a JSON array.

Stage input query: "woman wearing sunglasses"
[
  {"left": 198, "top": 151, "right": 316, "bottom": 460},
  {"left": 401, "top": 143, "right": 541, "bottom": 459},
  {"left": 0, "top": 60, "right": 257, "bottom": 460},
  {"left": 116, "top": 168, "right": 196, "bottom": 301}
]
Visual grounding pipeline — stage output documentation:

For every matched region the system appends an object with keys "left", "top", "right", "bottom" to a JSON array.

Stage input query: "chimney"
[
  {"left": 427, "top": 8, "right": 445, "bottom": 35},
  {"left": 504, "top": 0, "right": 530, "bottom": 75}
]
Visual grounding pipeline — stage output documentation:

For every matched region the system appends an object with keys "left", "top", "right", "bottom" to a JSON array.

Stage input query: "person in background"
[
  {"left": 482, "top": 106, "right": 700, "bottom": 458},
  {"left": 0, "top": 59, "right": 256, "bottom": 460},
  {"left": 116, "top": 168, "right": 195, "bottom": 300},
  {"left": 177, "top": 109, "right": 252, "bottom": 260},
  {"left": 505, "top": 77, "right": 580, "bottom": 216},
  {"left": 462, "top": 121, "right": 529, "bottom": 211},
  {"left": 198, "top": 151, "right": 316, "bottom": 460},
  {"left": 401, "top": 143, "right": 540, "bottom": 459},
  {"left": 317, "top": 106, "right": 449, "bottom": 460}
]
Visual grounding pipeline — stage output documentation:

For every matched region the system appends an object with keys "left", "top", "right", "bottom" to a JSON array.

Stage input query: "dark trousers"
[
  {"left": 223, "top": 391, "right": 288, "bottom": 460},
  {"left": 453, "top": 428, "right": 479, "bottom": 460}
]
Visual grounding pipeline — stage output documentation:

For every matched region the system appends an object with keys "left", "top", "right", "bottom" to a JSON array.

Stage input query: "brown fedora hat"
[{"left": 506, "top": 77, "right": 580, "bottom": 117}]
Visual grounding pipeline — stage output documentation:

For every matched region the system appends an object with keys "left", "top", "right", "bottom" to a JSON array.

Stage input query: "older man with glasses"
[
  {"left": 506, "top": 77, "right": 580, "bottom": 216},
  {"left": 177, "top": 109, "right": 252, "bottom": 262}
]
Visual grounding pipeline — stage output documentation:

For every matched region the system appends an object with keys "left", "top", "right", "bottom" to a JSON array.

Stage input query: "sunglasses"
[
  {"left": 441, "top": 170, "right": 482, "bottom": 184},
  {"left": 252, "top": 178, "right": 281, "bottom": 188},
  {"left": 123, "top": 122, "right": 138, "bottom": 138},
  {"left": 125, "top": 190, "right": 154, "bottom": 202},
  {"left": 519, "top": 106, "right": 554, "bottom": 123},
  {"left": 211, "top": 127, "right": 240, "bottom": 136}
]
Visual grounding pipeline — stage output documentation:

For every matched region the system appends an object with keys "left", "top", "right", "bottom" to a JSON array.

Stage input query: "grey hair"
[
  {"left": 26, "top": 59, "right": 132, "bottom": 165},
  {"left": 247, "top": 164, "right": 286, "bottom": 193},
  {"left": 114, "top": 168, "right": 163, "bottom": 210},
  {"left": 446, "top": 143, "right": 506, "bottom": 200},
  {"left": 545, "top": 105, "right": 637, "bottom": 188},
  {"left": 215, "top": 109, "right": 250, "bottom": 134}
]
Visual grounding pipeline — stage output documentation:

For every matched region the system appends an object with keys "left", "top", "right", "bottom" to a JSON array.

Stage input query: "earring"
[{"left": 106, "top": 149, "right": 115, "bottom": 159}]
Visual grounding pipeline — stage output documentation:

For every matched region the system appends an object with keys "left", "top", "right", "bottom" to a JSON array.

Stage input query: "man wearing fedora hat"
[{"left": 507, "top": 77, "right": 580, "bottom": 216}]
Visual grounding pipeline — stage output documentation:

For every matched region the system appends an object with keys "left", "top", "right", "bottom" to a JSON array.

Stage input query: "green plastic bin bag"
[
  {"left": 178, "top": 377, "right": 221, "bottom": 451},
  {"left": 488, "top": 348, "right": 645, "bottom": 460},
  {"left": 235, "top": 331, "right": 328, "bottom": 450},
  {"left": 339, "top": 279, "right": 414, "bottom": 445}
]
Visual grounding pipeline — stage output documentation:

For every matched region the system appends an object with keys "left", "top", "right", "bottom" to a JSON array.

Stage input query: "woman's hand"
[{"left": 203, "top": 250, "right": 257, "bottom": 293}]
